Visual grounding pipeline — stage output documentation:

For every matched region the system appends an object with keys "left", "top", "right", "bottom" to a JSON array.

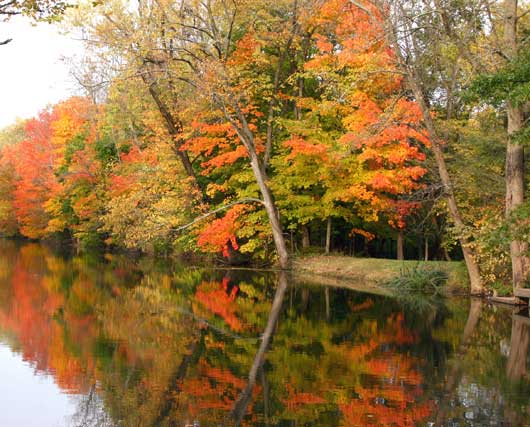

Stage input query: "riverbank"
[{"left": 293, "top": 255, "right": 470, "bottom": 294}]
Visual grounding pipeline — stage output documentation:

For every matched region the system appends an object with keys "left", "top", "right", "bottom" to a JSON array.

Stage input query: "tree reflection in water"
[
  {"left": 231, "top": 270, "right": 289, "bottom": 426},
  {"left": 68, "top": 386, "right": 114, "bottom": 427},
  {"left": 0, "top": 240, "right": 529, "bottom": 426}
]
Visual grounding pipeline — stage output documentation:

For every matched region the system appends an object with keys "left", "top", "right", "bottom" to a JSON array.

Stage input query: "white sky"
[{"left": 0, "top": 18, "right": 82, "bottom": 128}]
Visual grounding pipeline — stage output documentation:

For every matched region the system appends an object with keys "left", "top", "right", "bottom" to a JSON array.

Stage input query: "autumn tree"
[
  {"left": 353, "top": 0, "right": 488, "bottom": 292},
  {"left": 3, "top": 110, "right": 59, "bottom": 238},
  {"left": 266, "top": 0, "right": 428, "bottom": 255},
  {"left": 0, "top": 121, "right": 25, "bottom": 235},
  {"left": 43, "top": 97, "right": 104, "bottom": 246},
  {"left": 183, "top": 0, "right": 309, "bottom": 268},
  {"left": 69, "top": 0, "right": 306, "bottom": 266}
]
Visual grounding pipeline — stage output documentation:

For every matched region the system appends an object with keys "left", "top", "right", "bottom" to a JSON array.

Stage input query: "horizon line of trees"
[{"left": 0, "top": 0, "right": 529, "bottom": 298}]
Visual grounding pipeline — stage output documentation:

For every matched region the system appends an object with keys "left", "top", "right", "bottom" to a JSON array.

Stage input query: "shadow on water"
[{"left": 1, "top": 240, "right": 530, "bottom": 426}]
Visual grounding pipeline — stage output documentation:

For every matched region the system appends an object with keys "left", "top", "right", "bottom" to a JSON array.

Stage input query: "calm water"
[{"left": 0, "top": 241, "right": 529, "bottom": 426}]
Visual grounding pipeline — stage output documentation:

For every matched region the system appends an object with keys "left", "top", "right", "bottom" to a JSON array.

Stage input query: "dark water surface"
[{"left": 0, "top": 240, "right": 529, "bottom": 426}]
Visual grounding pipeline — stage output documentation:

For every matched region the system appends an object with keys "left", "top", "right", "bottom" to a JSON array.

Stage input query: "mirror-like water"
[{"left": 0, "top": 240, "right": 529, "bottom": 426}]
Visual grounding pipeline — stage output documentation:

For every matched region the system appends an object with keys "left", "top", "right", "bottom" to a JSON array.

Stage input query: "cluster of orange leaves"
[{"left": 196, "top": 204, "right": 248, "bottom": 257}]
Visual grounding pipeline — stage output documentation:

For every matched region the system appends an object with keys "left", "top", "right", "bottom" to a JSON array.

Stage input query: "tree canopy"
[{"left": 0, "top": 0, "right": 528, "bottom": 295}]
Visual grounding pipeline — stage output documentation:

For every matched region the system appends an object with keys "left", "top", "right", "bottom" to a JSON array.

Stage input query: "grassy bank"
[{"left": 293, "top": 255, "right": 469, "bottom": 294}]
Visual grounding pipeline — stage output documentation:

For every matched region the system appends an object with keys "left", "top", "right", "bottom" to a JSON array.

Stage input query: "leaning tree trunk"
[
  {"left": 248, "top": 155, "right": 290, "bottom": 269},
  {"left": 504, "top": 0, "right": 529, "bottom": 294},
  {"left": 141, "top": 71, "right": 197, "bottom": 181},
  {"left": 222, "top": 100, "right": 290, "bottom": 269},
  {"left": 378, "top": 7, "right": 483, "bottom": 294},
  {"left": 408, "top": 78, "right": 483, "bottom": 294}
]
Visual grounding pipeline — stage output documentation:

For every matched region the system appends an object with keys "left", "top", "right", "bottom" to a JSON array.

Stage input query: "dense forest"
[{"left": 0, "top": 0, "right": 528, "bottom": 297}]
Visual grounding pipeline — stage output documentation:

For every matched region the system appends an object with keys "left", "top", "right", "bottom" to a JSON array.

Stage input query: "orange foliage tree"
[{"left": 272, "top": 0, "right": 429, "bottom": 241}]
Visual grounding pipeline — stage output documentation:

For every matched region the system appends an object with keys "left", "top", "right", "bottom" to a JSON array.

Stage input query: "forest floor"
[{"left": 292, "top": 254, "right": 469, "bottom": 295}]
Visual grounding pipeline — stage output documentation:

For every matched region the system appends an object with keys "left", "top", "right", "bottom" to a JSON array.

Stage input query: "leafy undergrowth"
[
  {"left": 489, "top": 281, "right": 514, "bottom": 297},
  {"left": 384, "top": 265, "right": 449, "bottom": 295}
]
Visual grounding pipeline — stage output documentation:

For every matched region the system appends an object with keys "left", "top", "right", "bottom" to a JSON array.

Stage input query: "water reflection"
[
  {"left": 231, "top": 271, "right": 289, "bottom": 426},
  {"left": 0, "top": 240, "right": 529, "bottom": 426}
]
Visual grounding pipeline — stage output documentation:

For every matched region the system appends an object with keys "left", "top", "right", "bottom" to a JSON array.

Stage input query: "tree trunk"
[
  {"left": 443, "top": 246, "right": 452, "bottom": 262},
  {"left": 363, "top": 236, "right": 369, "bottom": 256},
  {"left": 397, "top": 229, "right": 404, "bottom": 260},
  {"left": 505, "top": 110, "right": 528, "bottom": 291},
  {"left": 264, "top": 29, "right": 296, "bottom": 170},
  {"left": 301, "top": 224, "right": 310, "bottom": 249},
  {"left": 424, "top": 237, "right": 429, "bottom": 261},
  {"left": 325, "top": 217, "right": 332, "bottom": 254},
  {"left": 504, "top": 0, "right": 529, "bottom": 294}
]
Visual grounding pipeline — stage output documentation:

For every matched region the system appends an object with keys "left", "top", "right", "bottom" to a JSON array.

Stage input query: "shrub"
[{"left": 385, "top": 264, "right": 448, "bottom": 295}]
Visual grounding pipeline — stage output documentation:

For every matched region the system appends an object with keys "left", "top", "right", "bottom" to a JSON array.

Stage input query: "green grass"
[{"left": 293, "top": 254, "right": 469, "bottom": 293}]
